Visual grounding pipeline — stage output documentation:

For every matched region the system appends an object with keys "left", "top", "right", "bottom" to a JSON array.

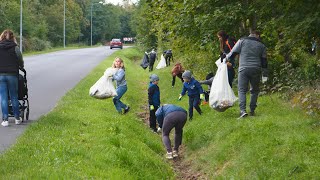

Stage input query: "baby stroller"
[{"left": 8, "top": 68, "right": 30, "bottom": 121}]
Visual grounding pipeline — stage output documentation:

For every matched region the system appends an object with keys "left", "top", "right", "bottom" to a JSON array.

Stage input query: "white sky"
[{"left": 103, "top": 0, "right": 138, "bottom": 5}]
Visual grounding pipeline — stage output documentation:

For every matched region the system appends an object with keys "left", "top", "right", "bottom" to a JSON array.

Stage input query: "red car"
[{"left": 110, "top": 39, "right": 123, "bottom": 49}]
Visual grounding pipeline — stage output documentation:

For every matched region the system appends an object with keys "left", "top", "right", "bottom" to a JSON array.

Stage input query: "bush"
[{"left": 23, "top": 37, "right": 52, "bottom": 52}]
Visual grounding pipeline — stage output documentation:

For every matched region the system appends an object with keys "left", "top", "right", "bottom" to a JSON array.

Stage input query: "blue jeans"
[
  {"left": 0, "top": 75, "right": 20, "bottom": 120},
  {"left": 113, "top": 85, "right": 128, "bottom": 113}
]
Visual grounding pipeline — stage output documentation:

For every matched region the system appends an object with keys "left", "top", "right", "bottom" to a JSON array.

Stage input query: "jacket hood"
[{"left": 0, "top": 40, "right": 17, "bottom": 49}]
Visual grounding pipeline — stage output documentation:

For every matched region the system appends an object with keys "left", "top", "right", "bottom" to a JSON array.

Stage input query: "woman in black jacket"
[
  {"left": 0, "top": 29, "right": 24, "bottom": 127},
  {"left": 217, "top": 30, "right": 236, "bottom": 87}
]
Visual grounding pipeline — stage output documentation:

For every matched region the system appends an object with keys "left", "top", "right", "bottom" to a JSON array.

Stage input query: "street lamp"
[
  {"left": 20, "top": 0, "right": 23, "bottom": 52},
  {"left": 90, "top": 1, "right": 103, "bottom": 46},
  {"left": 63, "top": 0, "right": 66, "bottom": 48}
]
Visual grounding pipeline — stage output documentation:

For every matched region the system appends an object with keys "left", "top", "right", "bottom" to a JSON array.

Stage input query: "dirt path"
[{"left": 136, "top": 104, "right": 208, "bottom": 180}]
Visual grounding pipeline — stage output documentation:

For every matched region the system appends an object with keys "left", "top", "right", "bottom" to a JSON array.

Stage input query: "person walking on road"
[
  {"left": 226, "top": 30, "right": 268, "bottom": 118},
  {"left": 156, "top": 104, "right": 187, "bottom": 159},
  {"left": 0, "top": 29, "right": 24, "bottom": 127},
  {"left": 111, "top": 57, "right": 130, "bottom": 114}
]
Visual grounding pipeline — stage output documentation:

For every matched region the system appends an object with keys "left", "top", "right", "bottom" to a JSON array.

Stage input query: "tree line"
[{"left": 0, "top": 0, "right": 136, "bottom": 51}]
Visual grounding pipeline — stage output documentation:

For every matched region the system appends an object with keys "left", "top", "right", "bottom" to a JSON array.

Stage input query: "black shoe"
[
  {"left": 124, "top": 106, "right": 130, "bottom": 114},
  {"left": 249, "top": 111, "right": 255, "bottom": 116},
  {"left": 239, "top": 111, "right": 248, "bottom": 119}
]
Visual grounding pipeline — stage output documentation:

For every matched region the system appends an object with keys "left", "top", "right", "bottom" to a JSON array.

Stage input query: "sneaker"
[
  {"left": 239, "top": 111, "right": 248, "bottom": 119},
  {"left": 124, "top": 106, "right": 130, "bottom": 114},
  {"left": 1, "top": 121, "right": 9, "bottom": 127},
  {"left": 172, "top": 150, "right": 178, "bottom": 158},
  {"left": 166, "top": 152, "right": 173, "bottom": 159},
  {"left": 15, "top": 118, "right": 22, "bottom": 125},
  {"left": 249, "top": 111, "right": 255, "bottom": 116}
]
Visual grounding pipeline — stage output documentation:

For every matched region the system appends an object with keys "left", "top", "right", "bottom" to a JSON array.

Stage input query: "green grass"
[
  {"left": 0, "top": 47, "right": 319, "bottom": 179},
  {"left": 0, "top": 47, "right": 174, "bottom": 179}
]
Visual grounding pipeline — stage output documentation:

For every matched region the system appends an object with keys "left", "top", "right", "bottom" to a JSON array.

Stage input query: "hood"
[{"left": 0, "top": 40, "right": 17, "bottom": 49}]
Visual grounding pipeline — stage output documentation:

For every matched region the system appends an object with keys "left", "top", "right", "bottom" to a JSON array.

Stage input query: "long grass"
[{"left": 0, "top": 47, "right": 319, "bottom": 179}]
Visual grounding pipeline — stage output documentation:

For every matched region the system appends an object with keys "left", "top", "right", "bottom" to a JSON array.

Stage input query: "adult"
[
  {"left": 0, "top": 29, "right": 24, "bottom": 127},
  {"left": 111, "top": 57, "right": 130, "bottom": 114},
  {"left": 163, "top": 49, "right": 173, "bottom": 66},
  {"left": 226, "top": 30, "right": 267, "bottom": 118},
  {"left": 217, "top": 30, "right": 237, "bottom": 87},
  {"left": 156, "top": 104, "right": 187, "bottom": 159},
  {"left": 148, "top": 49, "right": 157, "bottom": 72}
]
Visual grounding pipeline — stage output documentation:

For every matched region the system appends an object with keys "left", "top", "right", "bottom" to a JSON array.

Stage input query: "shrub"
[{"left": 23, "top": 37, "right": 52, "bottom": 52}]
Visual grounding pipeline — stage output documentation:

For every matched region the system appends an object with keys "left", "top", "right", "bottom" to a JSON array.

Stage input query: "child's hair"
[{"left": 112, "top": 57, "right": 125, "bottom": 70}]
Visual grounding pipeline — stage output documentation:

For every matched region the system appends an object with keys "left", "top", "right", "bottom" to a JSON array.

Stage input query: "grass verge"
[{"left": 0, "top": 47, "right": 174, "bottom": 179}]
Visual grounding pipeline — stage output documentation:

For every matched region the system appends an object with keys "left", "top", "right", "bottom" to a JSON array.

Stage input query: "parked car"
[{"left": 110, "top": 38, "right": 123, "bottom": 49}]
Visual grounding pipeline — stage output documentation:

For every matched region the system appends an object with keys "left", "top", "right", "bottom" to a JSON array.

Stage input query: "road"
[{"left": 0, "top": 46, "right": 121, "bottom": 153}]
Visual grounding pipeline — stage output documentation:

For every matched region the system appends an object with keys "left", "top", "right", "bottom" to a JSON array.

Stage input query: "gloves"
[
  {"left": 262, "top": 68, "right": 269, "bottom": 77},
  {"left": 178, "top": 94, "right": 183, "bottom": 101},
  {"left": 261, "top": 68, "right": 268, "bottom": 84},
  {"left": 262, "top": 76, "right": 268, "bottom": 83},
  {"left": 150, "top": 105, "right": 154, "bottom": 110},
  {"left": 157, "top": 127, "right": 162, "bottom": 133},
  {"left": 200, "top": 94, "right": 205, "bottom": 100}
]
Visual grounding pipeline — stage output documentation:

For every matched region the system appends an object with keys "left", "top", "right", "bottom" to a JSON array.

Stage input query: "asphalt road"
[{"left": 0, "top": 46, "right": 121, "bottom": 153}]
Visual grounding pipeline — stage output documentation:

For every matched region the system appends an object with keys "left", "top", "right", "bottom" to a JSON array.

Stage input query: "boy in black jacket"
[{"left": 148, "top": 74, "right": 160, "bottom": 132}]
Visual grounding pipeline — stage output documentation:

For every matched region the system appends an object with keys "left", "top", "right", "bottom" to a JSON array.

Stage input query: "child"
[
  {"left": 171, "top": 62, "right": 184, "bottom": 88},
  {"left": 178, "top": 70, "right": 205, "bottom": 120},
  {"left": 148, "top": 74, "right": 160, "bottom": 132},
  {"left": 199, "top": 72, "right": 214, "bottom": 103},
  {"left": 155, "top": 104, "right": 187, "bottom": 159},
  {"left": 111, "top": 57, "right": 130, "bottom": 114}
]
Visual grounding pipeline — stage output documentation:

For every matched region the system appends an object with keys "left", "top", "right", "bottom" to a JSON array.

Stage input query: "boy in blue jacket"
[
  {"left": 178, "top": 70, "right": 204, "bottom": 120},
  {"left": 148, "top": 74, "right": 160, "bottom": 132}
]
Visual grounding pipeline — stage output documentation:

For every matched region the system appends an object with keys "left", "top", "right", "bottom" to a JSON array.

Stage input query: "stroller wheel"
[
  {"left": 26, "top": 108, "right": 29, "bottom": 121},
  {"left": 20, "top": 110, "right": 25, "bottom": 122}
]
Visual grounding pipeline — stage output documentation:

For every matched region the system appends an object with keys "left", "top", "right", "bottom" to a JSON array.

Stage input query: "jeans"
[
  {"left": 238, "top": 68, "right": 261, "bottom": 112},
  {"left": 0, "top": 75, "right": 20, "bottom": 120},
  {"left": 113, "top": 85, "right": 128, "bottom": 113}
]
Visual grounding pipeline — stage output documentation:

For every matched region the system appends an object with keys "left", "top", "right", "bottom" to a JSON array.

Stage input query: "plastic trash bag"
[
  {"left": 156, "top": 54, "right": 166, "bottom": 69},
  {"left": 209, "top": 59, "right": 237, "bottom": 112},
  {"left": 140, "top": 53, "right": 149, "bottom": 69},
  {"left": 89, "top": 67, "right": 118, "bottom": 99}
]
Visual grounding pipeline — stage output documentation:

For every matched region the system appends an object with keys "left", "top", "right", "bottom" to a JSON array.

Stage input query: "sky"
[{"left": 103, "top": 0, "right": 139, "bottom": 5}]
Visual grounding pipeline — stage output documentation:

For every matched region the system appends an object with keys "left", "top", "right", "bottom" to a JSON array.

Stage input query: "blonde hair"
[
  {"left": 112, "top": 57, "right": 125, "bottom": 69},
  {"left": 0, "top": 29, "right": 17, "bottom": 44}
]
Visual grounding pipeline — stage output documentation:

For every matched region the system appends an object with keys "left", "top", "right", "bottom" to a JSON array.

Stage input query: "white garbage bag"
[
  {"left": 209, "top": 59, "right": 238, "bottom": 112},
  {"left": 89, "top": 67, "right": 118, "bottom": 99},
  {"left": 156, "top": 54, "right": 166, "bottom": 69}
]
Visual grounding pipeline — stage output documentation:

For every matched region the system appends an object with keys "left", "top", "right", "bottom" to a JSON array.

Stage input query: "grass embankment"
[
  {"left": 0, "top": 47, "right": 174, "bottom": 179},
  {"left": 0, "top": 47, "right": 319, "bottom": 179}
]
